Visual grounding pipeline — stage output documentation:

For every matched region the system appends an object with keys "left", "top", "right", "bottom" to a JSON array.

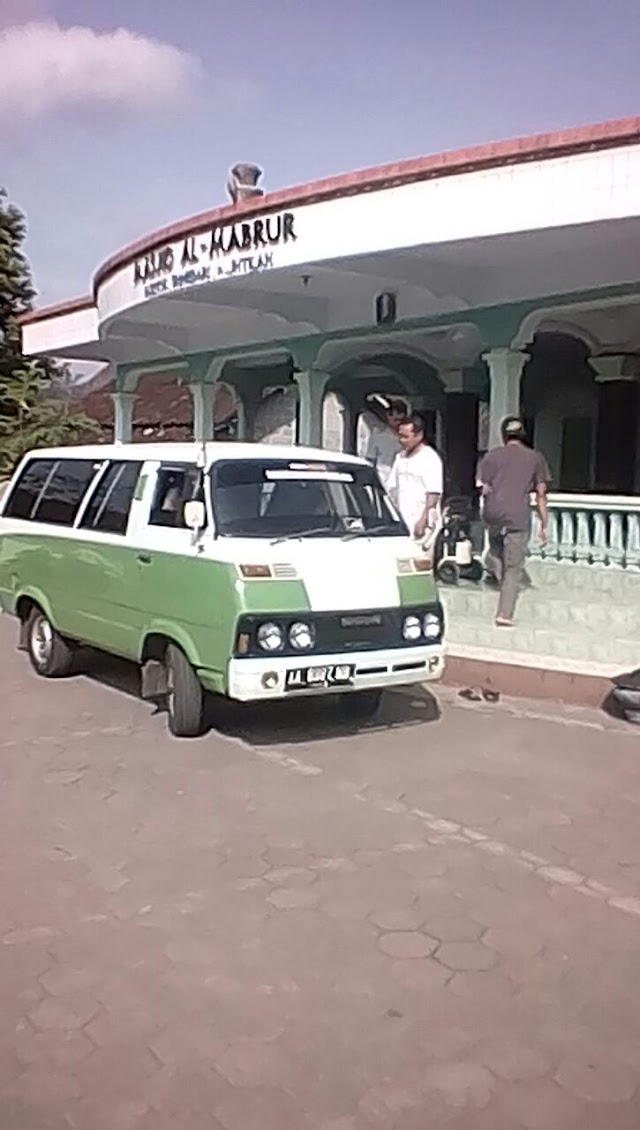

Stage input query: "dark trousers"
[{"left": 485, "top": 528, "right": 528, "bottom": 620}]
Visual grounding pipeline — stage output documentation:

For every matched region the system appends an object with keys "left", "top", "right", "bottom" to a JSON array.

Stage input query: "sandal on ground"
[{"left": 482, "top": 688, "right": 500, "bottom": 703}]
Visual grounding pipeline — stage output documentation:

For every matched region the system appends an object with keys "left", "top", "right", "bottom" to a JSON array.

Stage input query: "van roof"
[{"left": 18, "top": 441, "right": 369, "bottom": 467}]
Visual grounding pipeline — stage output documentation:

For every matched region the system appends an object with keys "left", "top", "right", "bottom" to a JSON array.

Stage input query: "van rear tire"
[
  {"left": 26, "top": 607, "right": 75, "bottom": 678},
  {"left": 165, "top": 644, "right": 205, "bottom": 738}
]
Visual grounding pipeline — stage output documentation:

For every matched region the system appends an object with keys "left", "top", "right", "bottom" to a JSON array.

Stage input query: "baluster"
[
  {"left": 558, "top": 509, "right": 575, "bottom": 563},
  {"left": 574, "top": 510, "right": 591, "bottom": 564},
  {"left": 591, "top": 511, "right": 607, "bottom": 566},
  {"left": 626, "top": 512, "right": 640, "bottom": 570},
  {"left": 543, "top": 510, "right": 559, "bottom": 561},
  {"left": 608, "top": 512, "right": 625, "bottom": 568},
  {"left": 529, "top": 512, "right": 542, "bottom": 559}
]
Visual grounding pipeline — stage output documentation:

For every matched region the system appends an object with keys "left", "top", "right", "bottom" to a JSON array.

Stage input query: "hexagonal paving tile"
[
  {"left": 377, "top": 932, "right": 438, "bottom": 958},
  {"left": 421, "top": 1061, "right": 496, "bottom": 1110},
  {"left": 28, "top": 994, "right": 100, "bottom": 1031},
  {"left": 267, "top": 888, "right": 319, "bottom": 910},
  {"left": 369, "top": 907, "right": 425, "bottom": 932},
  {"left": 424, "top": 917, "right": 484, "bottom": 943},
  {"left": 264, "top": 867, "right": 317, "bottom": 888},
  {"left": 213, "top": 1040, "right": 290, "bottom": 1088},
  {"left": 39, "top": 966, "right": 101, "bottom": 997},
  {"left": 478, "top": 1038, "right": 552, "bottom": 1081},
  {"left": 14, "top": 1028, "right": 95, "bottom": 1069},
  {"left": 435, "top": 942, "right": 498, "bottom": 972},
  {"left": 390, "top": 958, "right": 450, "bottom": 991}
]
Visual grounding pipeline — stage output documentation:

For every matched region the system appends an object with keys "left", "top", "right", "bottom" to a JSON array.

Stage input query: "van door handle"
[{"left": 137, "top": 553, "right": 152, "bottom": 565}]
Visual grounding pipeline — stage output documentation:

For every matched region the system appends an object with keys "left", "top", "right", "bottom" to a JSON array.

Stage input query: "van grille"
[
  {"left": 272, "top": 563, "right": 298, "bottom": 579},
  {"left": 234, "top": 604, "right": 443, "bottom": 659}
]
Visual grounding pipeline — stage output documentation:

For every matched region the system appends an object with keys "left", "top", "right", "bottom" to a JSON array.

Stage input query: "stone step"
[
  {"left": 445, "top": 618, "right": 639, "bottom": 669},
  {"left": 441, "top": 584, "right": 640, "bottom": 633},
  {"left": 441, "top": 582, "right": 640, "bottom": 671}
]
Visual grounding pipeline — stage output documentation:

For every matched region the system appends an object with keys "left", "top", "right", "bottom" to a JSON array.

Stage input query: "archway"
[
  {"left": 521, "top": 332, "right": 599, "bottom": 492},
  {"left": 327, "top": 350, "right": 445, "bottom": 456}
]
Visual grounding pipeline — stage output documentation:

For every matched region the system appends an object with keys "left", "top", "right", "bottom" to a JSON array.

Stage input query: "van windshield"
[{"left": 210, "top": 458, "right": 406, "bottom": 540}]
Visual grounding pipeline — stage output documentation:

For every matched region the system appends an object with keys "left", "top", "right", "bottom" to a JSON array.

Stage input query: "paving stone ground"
[{"left": 1, "top": 614, "right": 640, "bottom": 1128}]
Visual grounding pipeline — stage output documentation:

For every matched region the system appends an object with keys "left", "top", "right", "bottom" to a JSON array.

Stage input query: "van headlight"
[
  {"left": 289, "top": 621, "right": 315, "bottom": 650},
  {"left": 257, "top": 622, "right": 284, "bottom": 652},
  {"left": 423, "top": 611, "right": 442, "bottom": 640},
  {"left": 402, "top": 614, "right": 422, "bottom": 641}
]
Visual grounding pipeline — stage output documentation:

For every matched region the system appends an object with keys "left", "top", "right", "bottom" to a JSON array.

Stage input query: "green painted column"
[
  {"left": 111, "top": 363, "right": 144, "bottom": 444},
  {"left": 111, "top": 391, "right": 137, "bottom": 444},
  {"left": 185, "top": 354, "right": 216, "bottom": 443},
  {"left": 294, "top": 369, "right": 330, "bottom": 447},
  {"left": 483, "top": 348, "right": 529, "bottom": 449},
  {"left": 189, "top": 382, "right": 217, "bottom": 442}
]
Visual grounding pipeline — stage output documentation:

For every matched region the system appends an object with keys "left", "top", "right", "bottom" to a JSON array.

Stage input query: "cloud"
[{"left": 0, "top": 20, "right": 201, "bottom": 121}]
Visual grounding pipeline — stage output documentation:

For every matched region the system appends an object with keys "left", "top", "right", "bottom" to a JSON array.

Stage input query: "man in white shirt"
[{"left": 386, "top": 413, "right": 443, "bottom": 550}]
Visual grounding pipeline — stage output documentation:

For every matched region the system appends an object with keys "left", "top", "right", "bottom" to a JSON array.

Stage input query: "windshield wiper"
[
  {"left": 341, "top": 523, "right": 400, "bottom": 541},
  {"left": 270, "top": 526, "right": 334, "bottom": 545}
]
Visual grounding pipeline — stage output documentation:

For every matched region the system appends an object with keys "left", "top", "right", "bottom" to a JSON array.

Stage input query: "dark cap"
[{"left": 501, "top": 416, "right": 525, "bottom": 441}]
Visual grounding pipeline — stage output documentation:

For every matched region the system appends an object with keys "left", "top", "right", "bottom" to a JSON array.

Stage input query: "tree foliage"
[{"left": 0, "top": 187, "right": 98, "bottom": 476}]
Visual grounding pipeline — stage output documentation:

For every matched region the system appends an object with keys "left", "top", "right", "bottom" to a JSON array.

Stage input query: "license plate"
[{"left": 285, "top": 664, "right": 354, "bottom": 690}]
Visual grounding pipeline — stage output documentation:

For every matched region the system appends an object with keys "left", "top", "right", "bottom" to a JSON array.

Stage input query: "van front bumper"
[{"left": 226, "top": 644, "right": 445, "bottom": 702}]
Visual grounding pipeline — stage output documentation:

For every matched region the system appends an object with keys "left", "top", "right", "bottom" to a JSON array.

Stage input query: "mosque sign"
[{"left": 133, "top": 210, "right": 297, "bottom": 299}]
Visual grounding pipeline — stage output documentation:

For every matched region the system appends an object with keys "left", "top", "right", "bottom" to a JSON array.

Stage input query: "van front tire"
[
  {"left": 165, "top": 644, "right": 205, "bottom": 738},
  {"left": 26, "top": 608, "right": 75, "bottom": 678}
]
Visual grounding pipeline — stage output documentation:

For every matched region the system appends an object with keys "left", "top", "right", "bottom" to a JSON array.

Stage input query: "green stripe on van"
[{"left": 397, "top": 573, "right": 438, "bottom": 605}]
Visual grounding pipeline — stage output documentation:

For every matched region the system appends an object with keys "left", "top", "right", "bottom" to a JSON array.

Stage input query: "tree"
[{"left": 0, "top": 187, "right": 98, "bottom": 476}]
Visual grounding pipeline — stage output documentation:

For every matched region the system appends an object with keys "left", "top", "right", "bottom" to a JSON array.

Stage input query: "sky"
[{"left": 2, "top": 0, "right": 640, "bottom": 313}]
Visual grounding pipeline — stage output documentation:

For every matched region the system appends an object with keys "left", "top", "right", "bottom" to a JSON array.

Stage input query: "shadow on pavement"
[
  {"left": 209, "top": 686, "right": 441, "bottom": 746},
  {"left": 77, "top": 649, "right": 441, "bottom": 745}
]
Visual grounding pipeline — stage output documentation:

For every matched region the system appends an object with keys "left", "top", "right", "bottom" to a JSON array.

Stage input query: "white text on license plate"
[{"left": 285, "top": 664, "right": 354, "bottom": 690}]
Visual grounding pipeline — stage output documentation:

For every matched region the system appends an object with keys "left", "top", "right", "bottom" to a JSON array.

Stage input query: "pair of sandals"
[{"left": 458, "top": 687, "right": 500, "bottom": 704}]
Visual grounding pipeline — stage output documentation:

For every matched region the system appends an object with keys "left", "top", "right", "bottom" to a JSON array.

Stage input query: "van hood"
[{"left": 218, "top": 534, "right": 421, "bottom": 612}]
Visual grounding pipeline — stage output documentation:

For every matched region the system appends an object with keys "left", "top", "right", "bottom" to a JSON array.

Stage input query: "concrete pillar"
[
  {"left": 111, "top": 391, "right": 137, "bottom": 444},
  {"left": 189, "top": 381, "right": 217, "bottom": 443},
  {"left": 322, "top": 391, "right": 348, "bottom": 452},
  {"left": 294, "top": 369, "right": 330, "bottom": 447},
  {"left": 483, "top": 348, "right": 529, "bottom": 449}
]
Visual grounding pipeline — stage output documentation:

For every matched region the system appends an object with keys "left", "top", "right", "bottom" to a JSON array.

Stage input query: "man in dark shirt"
[{"left": 478, "top": 417, "right": 550, "bottom": 626}]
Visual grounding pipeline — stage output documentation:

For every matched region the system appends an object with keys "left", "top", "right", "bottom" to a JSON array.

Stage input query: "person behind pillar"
[
  {"left": 357, "top": 397, "right": 405, "bottom": 482},
  {"left": 386, "top": 413, "right": 443, "bottom": 556},
  {"left": 478, "top": 417, "right": 550, "bottom": 627}
]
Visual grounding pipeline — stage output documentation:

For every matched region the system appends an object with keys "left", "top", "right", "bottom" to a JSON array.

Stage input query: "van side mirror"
[{"left": 183, "top": 500, "right": 205, "bottom": 532}]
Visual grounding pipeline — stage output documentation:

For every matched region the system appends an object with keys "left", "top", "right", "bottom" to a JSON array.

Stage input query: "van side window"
[
  {"left": 79, "top": 461, "right": 142, "bottom": 536},
  {"left": 3, "top": 458, "right": 55, "bottom": 519},
  {"left": 32, "top": 460, "right": 100, "bottom": 526},
  {"left": 149, "top": 465, "right": 207, "bottom": 529}
]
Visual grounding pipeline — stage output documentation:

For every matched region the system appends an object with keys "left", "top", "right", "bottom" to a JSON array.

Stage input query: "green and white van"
[{"left": 0, "top": 443, "right": 445, "bottom": 736}]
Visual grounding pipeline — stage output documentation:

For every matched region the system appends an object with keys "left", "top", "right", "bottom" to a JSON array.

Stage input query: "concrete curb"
[{"left": 442, "top": 651, "right": 615, "bottom": 709}]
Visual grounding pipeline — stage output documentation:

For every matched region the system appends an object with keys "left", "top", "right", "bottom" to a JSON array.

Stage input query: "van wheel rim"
[{"left": 32, "top": 616, "right": 53, "bottom": 667}]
